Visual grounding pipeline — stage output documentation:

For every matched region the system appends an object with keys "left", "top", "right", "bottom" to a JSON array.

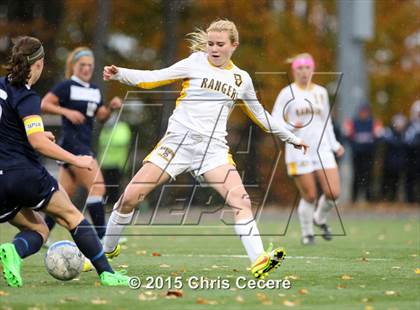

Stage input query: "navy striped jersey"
[
  {"left": 0, "top": 76, "right": 42, "bottom": 170},
  {"left": 52, "top": 75, "right": 103, "bottom": 155}
]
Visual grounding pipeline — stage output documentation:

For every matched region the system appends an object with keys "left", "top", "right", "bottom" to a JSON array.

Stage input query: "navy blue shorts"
[
  {"left": 57, "top": 138, "right": 94, "bottom": 169},
  {"left": 0, "top": 166, "right": 59, "bottom": 223}
]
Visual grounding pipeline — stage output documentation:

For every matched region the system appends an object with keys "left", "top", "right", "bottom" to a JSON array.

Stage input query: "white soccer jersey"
[
  {"left": 112, "top": 51, "right": 301, "bottom": 145},
  {"left": 272, "top": 83, "right": 341, "bottom": 164}
]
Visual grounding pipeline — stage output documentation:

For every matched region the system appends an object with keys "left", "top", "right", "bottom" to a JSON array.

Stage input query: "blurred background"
[{"left": 0, "top": 0, "right": 418, "bottom": 209}]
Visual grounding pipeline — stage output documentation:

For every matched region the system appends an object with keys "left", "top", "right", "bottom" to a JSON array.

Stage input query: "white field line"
[{"left": 163, "top": 254, "right": 391, "bottom": 261}]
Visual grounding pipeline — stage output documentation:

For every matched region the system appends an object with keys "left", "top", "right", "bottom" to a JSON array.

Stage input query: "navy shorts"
[
  {"left": 0, "top": 166, "right": 59, "bottom": 223},
  {"left": 57, "top": 138, "right": 94, "bottom": 168}
]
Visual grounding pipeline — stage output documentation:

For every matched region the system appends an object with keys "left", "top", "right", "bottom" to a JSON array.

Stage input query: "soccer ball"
[{"left": 44, "top": 240, "right": 84, "bottom": 281}]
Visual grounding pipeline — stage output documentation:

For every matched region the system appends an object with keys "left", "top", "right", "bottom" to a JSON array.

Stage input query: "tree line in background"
[{"left": 0, "top": 0, "right": 417, "bottom": 204}]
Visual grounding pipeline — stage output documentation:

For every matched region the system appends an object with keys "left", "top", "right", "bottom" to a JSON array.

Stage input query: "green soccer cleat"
[
  {"left": 105, "top": 244, "right": 121, "bottom": 260},
  {"left": 250, "top": 243, "right": 286, "bottom": 279},
  {"left": 0, "top": 243, "right": 23, "bottom": 287},
  {"left": 99, "top": 270, "right": 130, "bottom": 286}
]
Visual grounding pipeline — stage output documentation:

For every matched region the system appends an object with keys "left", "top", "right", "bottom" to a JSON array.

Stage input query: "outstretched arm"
[
  {"left": 103, "top": 56, "right": 192, "bottom": 89},
  {"left": 239, "top": 76, "right": 308, "bottom": 153}
]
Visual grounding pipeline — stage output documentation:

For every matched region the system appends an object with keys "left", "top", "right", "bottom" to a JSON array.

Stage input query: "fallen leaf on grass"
[
  {"left": 284, "top": 275, "right": 299, "bottom": 280},
  {"left": 117, "top": 264, "right": 129, "bottom": 269},
  {"left": 61, "top": 296, "right": 79, "bottom": 303},
  {"left": 138, "top": 292, "right": 157, "bottom": 301},
  {"left": 360, "top": 257, "right": 368, "bottom": 262},
  {"left": 361, "top": 297, "right": 372, "bottom": 303},
  {"left": 0, "top": 291, "right": 9, "bottom": 297},
  {"left": 415, "top": 268, "right": 420, "bottom": 274},
  {"left": 283, "top": 300, "right": 296, "bottom": 307},
  {"left": 196, "top": 297, "right": 218, "bottom": 305},
  {"left": 256, "top": 293, "right": 272, "bottom": 305},
  {"left": 152, "top": 252, "right": 161, "bottom": 257},
  {"left": 159, "top": 264, "right": 171, "bottom": 268},
  {"left": 337, "top": 284, "right": 347, "bottom": 289},
  {"left": 136, "top": 250, "right": 147, "bottom": 255},
  {"left": 341, "top": 274, "right": 353, "bottom": 280},
  {"left": 298, "top": 288, "right": 308, "bottom": 295},
  {"left": 235, "top": 295, "right": 244, "bottom": 303},
  {"left": 166, "top": 290, "right": 183, "bottom": 298},
  {"left": 391, "top": 266, "right": 401, "bottom": 270},
  {"left": 384, "top": 290, "right": 400, "bottom": 296},
  {"left": 91, "top": 297, "right": 109, "bottom": 305},
  {"left": 364, "top": 305, "right": 375, "bottom": 310}
]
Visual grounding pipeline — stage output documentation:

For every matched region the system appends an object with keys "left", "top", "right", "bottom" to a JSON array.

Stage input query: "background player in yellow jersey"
[
  {"left": 272, "top": 53, "right": 345, "bottom": 245},
  {"left": 102, "top": 20, "right": 308, "bottom": 278}
]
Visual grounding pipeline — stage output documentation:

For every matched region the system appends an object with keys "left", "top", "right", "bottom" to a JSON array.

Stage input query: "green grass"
[{"left": 0, "top": 214, "right": 419, "bottom": 310}]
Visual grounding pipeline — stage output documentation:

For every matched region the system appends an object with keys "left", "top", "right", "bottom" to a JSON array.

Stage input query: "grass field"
[{"left": 0, "top": 210, "right": 419, "bottom": 310}]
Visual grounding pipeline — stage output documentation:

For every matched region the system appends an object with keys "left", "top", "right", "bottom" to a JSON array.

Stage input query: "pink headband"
[{"left": 292, "top": 57, "right": 315, "bottom": 70}]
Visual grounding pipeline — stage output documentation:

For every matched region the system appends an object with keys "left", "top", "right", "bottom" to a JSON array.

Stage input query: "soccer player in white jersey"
[
  {"left": 272, "top": 53, "right": 345, "bottom": 245},
  {"left": 102, "top": 20, "right": 308, "bottom": 278}
]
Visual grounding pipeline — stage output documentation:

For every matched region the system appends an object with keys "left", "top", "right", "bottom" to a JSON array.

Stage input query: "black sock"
[
  {"left": 86, "top": 200, "right": 105, "bottom": 239},
  {"left": 12, "top": 230, "right": 44, "bottom": 259},
  {"left": 44, "top": 214, "right": 56, "bottom": 231},
  {"left": 70, "top": 218, "right": 113, "bottom": 275}
]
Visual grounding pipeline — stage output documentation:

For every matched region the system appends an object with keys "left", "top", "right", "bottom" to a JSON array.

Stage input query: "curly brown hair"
[{"left": 3, "top": 36, "right": 43, "bottom": 87}]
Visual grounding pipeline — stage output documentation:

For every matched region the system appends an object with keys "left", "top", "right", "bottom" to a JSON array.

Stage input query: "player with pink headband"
[{"left": 272, "top": 53, "right": 345, "bottom": 245}]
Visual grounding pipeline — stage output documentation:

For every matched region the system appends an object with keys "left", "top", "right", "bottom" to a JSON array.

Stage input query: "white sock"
[
  {"left": 103, "top": 206, "right": 134, "bottom": 252},
  {"left": 234, "top": 219, "right": 264, "bottom": 263},
  {"left": 314, "top": 195, "right": 336, "bottom": 225},
  {"left": 297, "top": 199, "right": 315, "bottom": 237}
]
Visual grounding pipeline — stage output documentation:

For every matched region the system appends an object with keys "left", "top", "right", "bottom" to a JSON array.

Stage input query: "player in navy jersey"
[
  {"left": 41, "top": 47, "right": 122, "bottom": 242},
  {"left": 0, "top": 36, "right": 129, "bottom": 287}
]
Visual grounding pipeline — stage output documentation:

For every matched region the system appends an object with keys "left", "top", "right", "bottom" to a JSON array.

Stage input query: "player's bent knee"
[
  {"left": 120, "top": 189, "right": 147, "bottom": 211},
  {"left": 325, "top": 190, "right": 340, "bottom": 200}
]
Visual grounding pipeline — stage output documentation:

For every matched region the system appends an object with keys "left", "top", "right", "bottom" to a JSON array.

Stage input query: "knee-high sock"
[
  {"left": 86, "top": 196, "right": 105, "bottom": 239},
  {"left": 70, "top": 218, "right": 112, "bottom": 275},
  {"left": 297, "top": 199, "right": 315, "bottom": 237},
  {"left": 234, "top": 219, "right": 264, "bottom": 263},
  {"left": 314, "top": 195, "right": 336, "bottom": 225},
  {"left": 12, "top": 230, "right": 44, "bottom": 259},
  {"left": 103, "top": 206, "right": 134, "bottom": 253},
  {"left": 44, "top": 214, "right": 56, "bottom": 231}
]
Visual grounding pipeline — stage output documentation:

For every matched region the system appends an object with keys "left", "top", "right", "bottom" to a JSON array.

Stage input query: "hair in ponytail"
[
  {"left": 3, "top": 36, "right": 43, "bottom": 87},
  {"left": 186, "top": 19, "right": 239, "bottom": 53}
]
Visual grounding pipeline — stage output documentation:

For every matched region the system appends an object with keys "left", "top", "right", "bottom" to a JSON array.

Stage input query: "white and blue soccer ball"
[{"left": 44, "top": 240, "right": 84, "bottom": 281}]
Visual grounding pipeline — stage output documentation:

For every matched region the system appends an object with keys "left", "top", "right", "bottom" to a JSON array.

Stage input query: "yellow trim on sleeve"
[
  {"left": 137, "top": 79, "right": 180, "bottom": 89},
  {"left": 237, "top": 100, "right": 269, "bottom": 132},
  {"left": 175, "top": 79, "right": 190, "bottom": 107},
  {"left": 23, "top": 115, "right": 44, "bottom": 136}
]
